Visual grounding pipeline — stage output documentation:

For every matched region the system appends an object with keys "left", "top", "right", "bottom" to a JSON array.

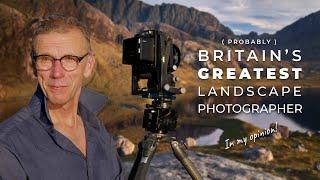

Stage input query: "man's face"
[{"left": 34, "top": 28, "right": 95, "bottom": 105}]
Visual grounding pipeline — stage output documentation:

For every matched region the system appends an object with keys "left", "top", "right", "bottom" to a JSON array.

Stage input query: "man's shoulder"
[
  {"left": 0, "top": 106, "right": 34, "bottom": 146},
  {"left": 88, "top": 113, "right": 115, "bottom": 145}
]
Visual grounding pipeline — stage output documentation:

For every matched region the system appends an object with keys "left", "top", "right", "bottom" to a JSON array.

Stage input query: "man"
[{"left": 0, "top": 14, "right": 123, "bottom": 179}]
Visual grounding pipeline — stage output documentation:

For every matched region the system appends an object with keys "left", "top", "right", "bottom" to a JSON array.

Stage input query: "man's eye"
[
  {"left": 62, "top": 56, "right": 79, "bottom": 62},
  {"left": 38, "top": 56, "right": 52, "bottom": 61}
]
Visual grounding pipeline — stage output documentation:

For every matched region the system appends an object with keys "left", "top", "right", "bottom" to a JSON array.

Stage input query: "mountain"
[
  {"left": 85, "top": 0, "right": 235, "bottom": 42},
  {"left": 1, "top": 0, "right": 318, "bottom": 125},
  {"left": 240, "top": 10, "right": 320, "bottom": 61},
  {"left": 274, "top": 10, "right": 320, "bottom": 61},
  {"left": 86, "top": 0, "right": 257, "bottom": 73},
  {"left": 86, "top": 0, "right": 300, "bottom": 72}
]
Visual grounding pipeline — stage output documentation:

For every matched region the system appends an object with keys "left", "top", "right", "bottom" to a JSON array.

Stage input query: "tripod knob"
[
  {"left": 180, "top": 87, "right": 186, "bottom": 94},
  {"left": 172, "top": 65, "right": 178, "bottom": 71},
  {"left": 172, "top": 76, "right": 180, "bottom": 82},
  {"left": 164, "top": 84, "right": 186, "bottom": 94}
]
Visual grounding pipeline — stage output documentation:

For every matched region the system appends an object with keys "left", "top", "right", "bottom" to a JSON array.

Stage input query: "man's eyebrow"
[{"left": 33, "top": 53, "right": 81, "bottom": 57}]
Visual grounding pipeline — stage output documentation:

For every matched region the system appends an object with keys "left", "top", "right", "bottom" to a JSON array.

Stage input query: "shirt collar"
[{"left": 28, "top": 85, "right": 107, "bottom": 131}]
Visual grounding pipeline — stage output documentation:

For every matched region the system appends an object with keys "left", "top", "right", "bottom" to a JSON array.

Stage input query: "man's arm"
[
  {"left": 98, "top": 121, "right": 124, "bottom": 180},
  {"left": 0, "top": 145, "right": 27, "bottom": 180},
  {"left": 110, "top": 137, "right": 125, "bottom": 180}
]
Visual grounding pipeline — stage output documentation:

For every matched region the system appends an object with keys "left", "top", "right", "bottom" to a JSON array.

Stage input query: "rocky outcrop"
[
  {"left": 271, "top": 132, "right": 282, "bottom": 141},
  {"left": 85, "top": 0, "right": 252, "bottom": 72},
  {"left": 184, "top": 137, "right": 197, "bottom": 148},
  {"left": 122, "top": 151, "right": 284, "bottom": 179},
  {"left": 305, "top": 130, "right": 313, "bottom": 137},
  {"left": 315, "top": 162, "right": 320, "bottom": 171},
  {"left": 270, "top": 123, "right": 290, "bottom": 139},
  {"left": 293, "top": 143, "right": 308, "bottom": 152},
  {"left": 243, "top": 147, "right": 274, "bottom": 162},
  {"left": 1, "top": 0, "right": 131, "bottom": 43},
  {"left": 127, "top": 22, "right": 193, "bottom": 41},
  {"left": 86, "top": 0, "right": 234, "bottom": 42}
]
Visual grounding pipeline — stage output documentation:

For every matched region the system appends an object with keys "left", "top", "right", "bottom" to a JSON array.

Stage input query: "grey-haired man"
[{"left": 0, "top": 15, "right": 123, "bottom": 180}]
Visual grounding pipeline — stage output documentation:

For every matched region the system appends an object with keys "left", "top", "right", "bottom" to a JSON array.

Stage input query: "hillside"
[
  {"left": 86, "top": 0, "right": 234, "bottom": 42},
  {"left": 86, "top": 0, "right": 299, "bottom": 77},
  {"left": 240, "top": 10, "right": 320, "bottom": 61},
  {"left": 0, "top": 0, "right": 319, "bottom": 124}
]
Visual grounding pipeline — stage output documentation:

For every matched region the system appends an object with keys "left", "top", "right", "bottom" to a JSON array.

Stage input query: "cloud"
[
  {"left": 232, "top": 28, "right": 246, "bottom": 35},
  {"left": 142, "top": 0, "right": 320, "bottom": 34},
  {"left": 196, "top": 6, "right": 283, "bottom": 32}
]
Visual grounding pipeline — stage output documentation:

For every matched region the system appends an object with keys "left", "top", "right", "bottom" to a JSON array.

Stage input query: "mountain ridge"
[
  {"left": 85, "top": 0, "right": 235, "bottom": 42},
  {"left": 239, "top": 10, "right": 320, "bottom": 61}
]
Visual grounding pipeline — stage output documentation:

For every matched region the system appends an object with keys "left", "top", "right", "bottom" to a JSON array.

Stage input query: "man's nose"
[{"left": 50, "top": 60, "right": 65, "bottom": 78}]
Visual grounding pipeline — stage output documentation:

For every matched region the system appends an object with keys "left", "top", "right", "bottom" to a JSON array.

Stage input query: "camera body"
[
  {"left": 122, "top": 30, "right": 181, "bottom": 99},
  {"left": 123, "top": 30, "right": 185, "bottom": 133}
]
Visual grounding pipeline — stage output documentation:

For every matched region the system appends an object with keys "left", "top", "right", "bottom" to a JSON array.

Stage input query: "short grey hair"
[{"left": 29, "top": 14, "right": 91, "bottom": 52}]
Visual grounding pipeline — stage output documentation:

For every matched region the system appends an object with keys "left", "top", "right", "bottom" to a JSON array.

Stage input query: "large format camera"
[
  {"left": 123, "top": 30, "right": 185, "bottom": 133},
  {"left": 123, "top": 30, "right": 185, "bottom": 100},
  {"left": 123, "top": 30, "right": 202, "bottom": 180},
  {"left": 123, "top": 30, "right": 186, "bottom": 133}
]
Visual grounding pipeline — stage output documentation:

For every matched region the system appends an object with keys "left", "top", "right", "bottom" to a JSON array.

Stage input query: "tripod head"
[
  {"left": 122, "top": 30, "right": 186, "bottom": 134},
  {"left": 142, "top": 98, "right": 177, "bottom": 134}
]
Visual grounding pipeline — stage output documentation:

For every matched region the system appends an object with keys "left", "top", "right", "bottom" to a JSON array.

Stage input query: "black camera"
[
  {"left": 123, "top": 30, "right": 186, "bottom": 133},
  {"left": 124, "top": 30, "right": 201, "bottom": 180},
  {"left": 122, "top": 30, "right": 185, "bottom": 100}
]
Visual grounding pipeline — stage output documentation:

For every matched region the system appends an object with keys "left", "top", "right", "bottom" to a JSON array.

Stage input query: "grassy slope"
[{"left": 191, "top": 133, "right": 320, "bottom": 179}]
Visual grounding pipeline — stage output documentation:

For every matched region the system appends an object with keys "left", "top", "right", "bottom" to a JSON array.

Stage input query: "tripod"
[{"left": 128, "top": 99, "right": 203, "bottom": 180}]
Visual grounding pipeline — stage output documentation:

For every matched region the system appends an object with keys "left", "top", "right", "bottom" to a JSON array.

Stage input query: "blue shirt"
[{"left": 0, "top": 86, "right": 123, "bottom": 180}]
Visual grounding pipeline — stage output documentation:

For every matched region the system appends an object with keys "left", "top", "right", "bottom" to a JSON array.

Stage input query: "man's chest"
[
  {"left": 14, "top": 126, "right": 117, "bottom": 180},
  {"left": 53, "top": 122, "right": 87, "bottom": 157}
]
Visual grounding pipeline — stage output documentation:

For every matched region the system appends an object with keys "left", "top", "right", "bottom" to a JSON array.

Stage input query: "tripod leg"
[
  {"left": 171, "top": 140, "right": 203, "bottom": 180},
  {"left": 128, "top": 135, "right": 158, "bottom": 180}
]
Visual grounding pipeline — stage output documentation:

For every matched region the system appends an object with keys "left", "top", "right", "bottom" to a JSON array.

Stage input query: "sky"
[{"left": 142, "top": 0, "right": 320, "bottom": 35}]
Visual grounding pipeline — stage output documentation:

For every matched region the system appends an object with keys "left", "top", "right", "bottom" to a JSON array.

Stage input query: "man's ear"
[{"left": 83, "top": 53, "right": 96, "bottom": 78}]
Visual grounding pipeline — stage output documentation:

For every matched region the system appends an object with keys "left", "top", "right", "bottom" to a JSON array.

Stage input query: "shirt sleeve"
[
  {"left": 110, "top": 137, "right": 125, "bottom": 180},
  {"left": 0, "top": 145, "right": 27, "bottom": 180},
  {"left": 98, "top": 121, "right": 125, "bottom": 180}
]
